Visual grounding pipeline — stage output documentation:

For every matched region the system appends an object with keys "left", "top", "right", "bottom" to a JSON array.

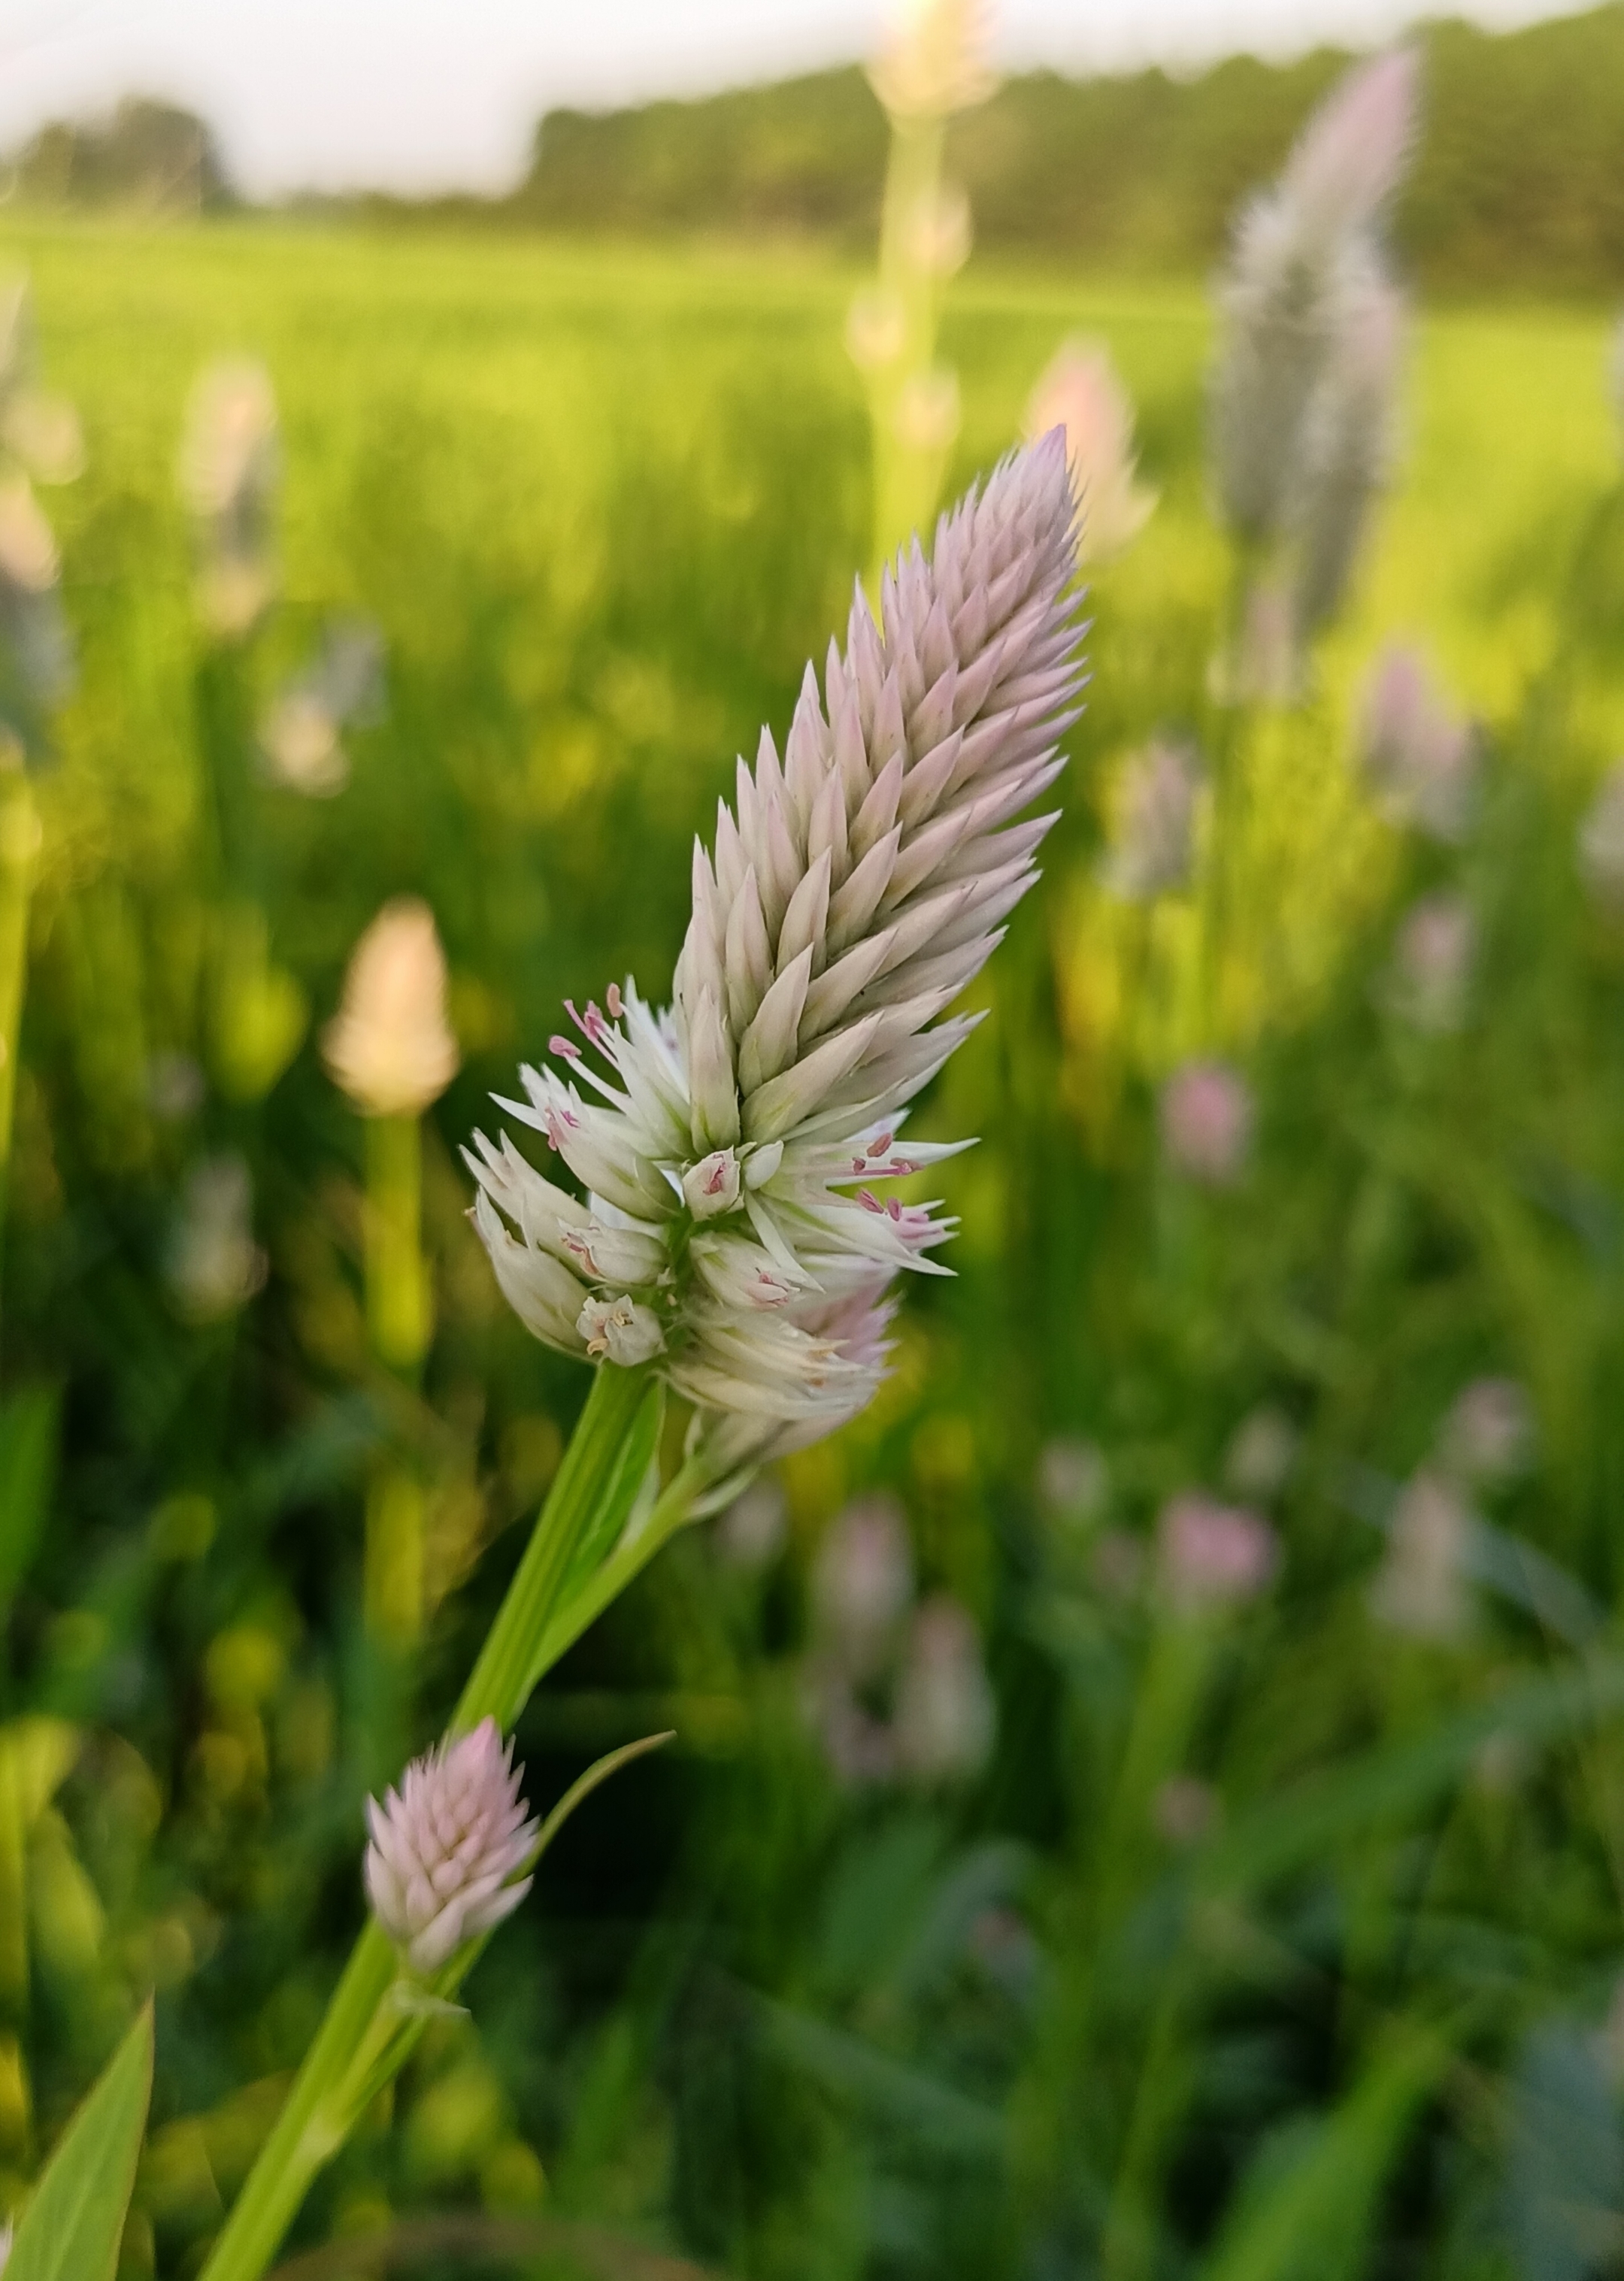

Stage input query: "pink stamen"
[
  {"left": 857, "top": 1188, "right": 883, "bottom": 1213},
  {"left": 871, "top": 1133, "right": 894, "bottom": 1157},
  {"left": 852, "top": 1156, "right": 868, "bottom": 1174},
  {"left": 583, "top": 1000, "right": 607, "bottom": 1044},
  {"left": 550, "top": 1034, "right": 581, "bottom": 1061},
  {"left": 704, "top": 1161, "right": 729, "bottom": 1194},
  {"left": 886, "top": 1198, "right": 902, "bottom": 1221},
  {"left": 606, "top": 983, "right": 625, "bottom": 1019}
]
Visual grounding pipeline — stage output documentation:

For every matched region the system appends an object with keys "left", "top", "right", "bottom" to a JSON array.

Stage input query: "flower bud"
[
  {"left": 576, "top": 1292, "right": 665, "bottom": 1365},
  {"left": 683, "top": 1148, "right": 741, "bottom": 1220},
  {"left": 365, "top": 1718, "right": 540, "bottom": 1976}
]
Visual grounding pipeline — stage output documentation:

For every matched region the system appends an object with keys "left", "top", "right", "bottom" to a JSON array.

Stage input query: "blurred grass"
[{"left": 3, "top": 217, "right": 1624, "bottom": 2278}]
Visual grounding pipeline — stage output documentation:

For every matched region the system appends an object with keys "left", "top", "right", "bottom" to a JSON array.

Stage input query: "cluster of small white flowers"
[
  {"left": 469, "top": 437, "right": 1083, "bottom": 1480},
  {"left": 365, "top": 1717, "right": 539, "bottom": 1976},
  {"left": 1210, "top": 49, "right": 1416, "bottom": 653}
]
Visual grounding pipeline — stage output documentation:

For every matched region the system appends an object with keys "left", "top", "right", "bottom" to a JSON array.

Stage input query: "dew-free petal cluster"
[
  {"left": 365, "top": 1718, "right": 540, "bottom": 1976},
  {"left": 469, "top": 436, "right": 1084, "bottom": 1479}
]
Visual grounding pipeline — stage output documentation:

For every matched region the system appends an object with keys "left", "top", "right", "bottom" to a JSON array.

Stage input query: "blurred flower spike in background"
[
  {"left": 1158, "top": 1492, "right": 1280, "bottom": 1612},
  {"left": 260, "top": 617, "right": 386, "bottom": 796},
  {"left": 1210, "top": 47, "right": 1417, "bottom": 690},
  {"left": 1360, "top": 644, "right": 1478, "bottom": 840},
  {"left": 1104, "top": 735, "right": 1200, "bottom": 900},
  {"left": 1026, "top": 337, "right": 1159, "bottom": 564},
  {"left": 1160, "top": 1059, "right": 1253, "bottom": 1186},
  {"left": 324, "top": 897, "right": 459, "bottom": 1119},
  {"left": 180, "top": 356, "right": 279, "bottom": 637},
  {"left": 165, "top": 1154, "right": 268, "bottom": 1322},
  {"left": 1389, "top": 892, "right": 1475, "bottom": 1031},
  {"left": 0, "top": 274, "right": 79, "bottom": 739},
  {"left": 868, "top": 0, "right": 998, "bottom": 121}
]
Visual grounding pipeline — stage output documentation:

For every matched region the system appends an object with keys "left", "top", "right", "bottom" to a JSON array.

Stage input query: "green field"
[{"left": 5, "top": 215, "right": 1624, "bottom": 2279}]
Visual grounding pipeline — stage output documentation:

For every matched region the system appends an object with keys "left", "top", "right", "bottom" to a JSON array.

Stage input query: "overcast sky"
[{"left": 0, "top": 0, "right": 1587, "bottom": 197}]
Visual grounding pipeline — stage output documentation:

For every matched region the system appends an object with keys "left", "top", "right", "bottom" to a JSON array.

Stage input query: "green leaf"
[
  {"left": 0, "top": 1387, "right": 57, "bottom": 1608},
  {"left": 8, "top": 2002, "right": 153, "bottom": 2281},
  {"left": 1200, "top": 2021, "right": 1456, "bottom": 2281}
]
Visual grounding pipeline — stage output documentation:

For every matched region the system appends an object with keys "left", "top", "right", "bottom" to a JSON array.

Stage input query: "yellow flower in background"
[
  {"left": 324, "top": 898, "right": 459, "bottom": 1119},
  {"left": 1026, "top": 337, "right": 1159, "bottom": 564}
]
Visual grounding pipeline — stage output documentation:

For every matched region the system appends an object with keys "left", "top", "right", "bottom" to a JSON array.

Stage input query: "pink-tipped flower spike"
[
  {"left": 468, "top": 436, "right": 1085, "bottom": 1479},
  {"left": 1361, "top": 644, "right": 1477, "bottom": 842},
  {"left": 1160, "top": 1060, "right": 1253, "bottom": 1187},
  {"left": 365, "top": 1718, "right": 540, "bottom": 1977},
  {"left": 1157, "top": 1493, "right": 1279, "bottom": 1612},
  {"left": 180, "top": 356, "right": 280, "bottom": 636},
  {"left": 1283, "top": 48, "right": 1419, "bottom": 244},
  {"left": 1104, "top": 735, "right": 1200, "bottom": 900},
  {"left": 1026, "top": 338, "right": 1159, "bottom": 565}
]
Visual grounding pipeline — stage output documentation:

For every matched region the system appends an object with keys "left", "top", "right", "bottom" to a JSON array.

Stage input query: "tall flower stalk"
[
  {"left": 197, "top": 432, "right": 1083, "bottom": 2281},
  {"left": 849, "top": 0, "right": 995, "bottom": 583}
]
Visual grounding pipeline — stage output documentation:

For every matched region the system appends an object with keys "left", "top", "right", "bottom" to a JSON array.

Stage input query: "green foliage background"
[{"left": 2, "top": 205, "right": 1624, "bottom": 2279}]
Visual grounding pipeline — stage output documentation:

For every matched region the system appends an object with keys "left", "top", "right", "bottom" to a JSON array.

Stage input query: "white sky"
[{"left": 0, "top": 0, "right": 1589, "bottom": 197}]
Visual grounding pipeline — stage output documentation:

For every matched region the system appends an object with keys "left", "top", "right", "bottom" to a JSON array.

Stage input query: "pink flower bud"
[{"left": 365, "top": 1718, "right": 540, "bottom": 1975}]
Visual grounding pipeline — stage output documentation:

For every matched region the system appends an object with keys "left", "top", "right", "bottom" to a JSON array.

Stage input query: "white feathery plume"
[
  {"left": 469, "top": 435, "right": 1084, "bottom": 1479},
  {"left": 1210, "top": 48, "right": 1416, "bottom": 593},
  {"left": 365, "top": 1717, "right": 540, "bottom": 1975}
]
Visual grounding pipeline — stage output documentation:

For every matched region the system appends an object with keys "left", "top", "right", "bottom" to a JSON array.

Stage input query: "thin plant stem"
[
  {"left": 362, "top": 1113, "right": 430, "bottom": 1646},
  {"left": 197, "top": 1358, "right": 693, "bottom": 2281}
]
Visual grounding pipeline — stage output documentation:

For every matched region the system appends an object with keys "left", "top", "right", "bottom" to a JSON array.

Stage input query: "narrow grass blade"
[{"left": 8, "top": 2001, "right": 154, "bottom": 2281}]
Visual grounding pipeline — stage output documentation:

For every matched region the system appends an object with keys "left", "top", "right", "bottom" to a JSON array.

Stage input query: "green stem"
[
  {"left": 0, "top": 779, "right": 39, "bottom": 1337},
  {"left": 364, "top": 1115, "right": 429, "bottom": 1376},
  {"left": 199, "top": 1359, "right": 677, "bottom": 2281}
]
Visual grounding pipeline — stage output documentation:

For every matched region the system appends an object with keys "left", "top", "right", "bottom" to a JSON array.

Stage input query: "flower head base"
[
  {"left": 1026, "top": 338, "right": 1159, "bottom": 565},
  {"left": 325, "top": 898, "right": 459, "bottom": 1119},
  {"left": 365, "top": 1718, "right": 540, "bottom": 1977},
  {"left": 469, "top": 437, "right": 1084, "bottom": 1479}
]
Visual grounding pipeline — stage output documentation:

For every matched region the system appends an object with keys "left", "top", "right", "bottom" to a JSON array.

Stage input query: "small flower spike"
[
  {"left": 468, "top": 435, "right": 1086, "bottom": 1480},
  {"left": 365, "top": 1719, "right": 540, "bottom": 1977}
]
